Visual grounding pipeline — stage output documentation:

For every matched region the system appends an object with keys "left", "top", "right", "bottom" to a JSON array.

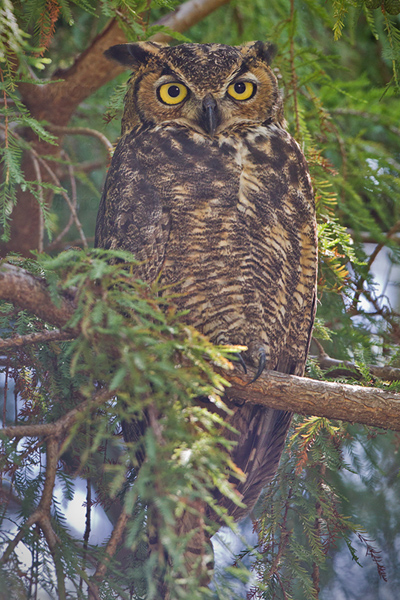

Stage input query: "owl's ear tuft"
[
  {"left": 104, "top": 42, "right": 166, "bottom": 68},
  {"left": 242, "top": 41, "right": 277, "bottom": 65}
]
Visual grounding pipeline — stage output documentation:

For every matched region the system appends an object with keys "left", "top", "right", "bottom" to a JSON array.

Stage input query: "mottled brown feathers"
[{"left": 96, "top": 41, "right": 317, "bottom": 521}]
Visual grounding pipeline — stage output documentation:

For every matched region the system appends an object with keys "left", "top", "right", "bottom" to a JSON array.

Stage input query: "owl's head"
[{"left": 106, "top": 41, "right": 283, "bottom": 136}]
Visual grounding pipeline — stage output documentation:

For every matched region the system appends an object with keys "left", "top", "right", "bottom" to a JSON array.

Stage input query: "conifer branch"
[
  {"left": 1, "top": 390, "right": 112, "bottom": 440},
  {"left": 1, "top": 262, "right": 400, "bottom": 432},
  {"left": 312, "top": 337, "right": 400, "bottom": 382}
]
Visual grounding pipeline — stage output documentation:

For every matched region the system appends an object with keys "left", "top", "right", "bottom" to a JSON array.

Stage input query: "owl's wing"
[{"left": 95, "top": 131, "right": 171, "bottom": 281}]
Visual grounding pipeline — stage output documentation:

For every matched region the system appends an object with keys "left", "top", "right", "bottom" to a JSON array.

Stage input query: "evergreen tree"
[{"left": 1, "top": 1, "right": 400, "bottom": 598}]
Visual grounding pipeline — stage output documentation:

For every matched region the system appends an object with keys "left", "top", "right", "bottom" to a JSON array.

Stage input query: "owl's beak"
[{"left": 201, "top": 95, "right": 219, "bottom": 137}]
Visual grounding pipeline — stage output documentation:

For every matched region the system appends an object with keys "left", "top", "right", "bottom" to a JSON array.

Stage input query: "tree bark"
[
  {"left": 0, "top": 263, "right": 75, "bottom": 329},
  {"left": 225, "top": 368, "right": 400, "bottom": 431},
  {"left": 1, "top": 262, "right": 400, "bottom": 432}
]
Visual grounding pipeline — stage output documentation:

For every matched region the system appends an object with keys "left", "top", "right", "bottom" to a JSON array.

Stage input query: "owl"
[{"left": 95, "top": 39, "right": 317, "bottom": 538}]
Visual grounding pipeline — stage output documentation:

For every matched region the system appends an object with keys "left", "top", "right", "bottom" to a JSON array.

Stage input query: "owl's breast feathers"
[{"left": 96, "top": 122, "right": 317, "bottom": 375}]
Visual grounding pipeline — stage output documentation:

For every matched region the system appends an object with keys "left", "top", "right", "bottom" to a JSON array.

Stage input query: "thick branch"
[
  {"left": 225, "top": 367, "right": 400, "bottom": 431},
  {"left": 0, "top": 263, "right": 75, "bottom": 329}
]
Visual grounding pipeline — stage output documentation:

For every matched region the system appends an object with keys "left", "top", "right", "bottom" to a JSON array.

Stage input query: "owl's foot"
[
  {"left": 235, "top": 353, "right": 247, "bottom": 374},
  {"left": 249, "top": 348, "right": 266, "bottom": 384}
]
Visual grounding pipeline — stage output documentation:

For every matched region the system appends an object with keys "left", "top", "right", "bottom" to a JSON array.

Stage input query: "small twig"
[
  {"left": 73, "top": 159, "right": 105, "bottom": 174},
  {"left": 267, "top": 490, "right": 292, "bottom": 581},
  {"left": 366, "top": 220, "right": 400, "bottom": 270},
  {"left": 0, "top": 71, "right": 9, "bottom": 185},
  {"left": 80, "top": 477, "right": 92, "bottom": 592},
  {"left": 148, "top": 402, "right": 164, "bottom": 445},
  {"left": 30, "top": 155, "right": 45, "bottom": 253},
  {"left": 0, "top": 329, "right": 74, "bottom": 351},
  {"left": 351, "top": 219, "right": 400, "bottom": 313},
  {"left": 46, "top": 124, "right": 113, "bottom": 156},
  {"left": 2, "top": 359, "right": 8, "bottom": 429},
  {"left": 313, "top": 352, "right": 400, "bottom": 382},
  {"left": 332, "top": 108, "right": 400, "bottom": 138},
  {"left": 0, "top": 124, "right": 88, "bottom": 249},
  {"left": 347, "top": 229, "right": 400, "bottom": 244},
  {"left": 289, "top": 0, "right": 300, "bottom": 139},
  {"left": 45, "top": 236, "right": 95, "bottom": 253},
  {"left": 45, "top": 151, "right": 78, "bottom": 252},
  {"left": 33, "top": 151, "right": 88, "bottom": 249},
  {"left": 93, "top": 508, "right": 130, "bottom": 582}
]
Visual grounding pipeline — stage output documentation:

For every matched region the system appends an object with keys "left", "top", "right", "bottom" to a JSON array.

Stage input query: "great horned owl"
[{"left": 95, "top": 41, "right": 317, "bottom": 521}]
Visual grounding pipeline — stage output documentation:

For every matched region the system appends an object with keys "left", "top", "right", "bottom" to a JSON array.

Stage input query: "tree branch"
[
  {"left": 314, "top": 353, "right": 400, "bottom": 383},
  {"left": 1, "top": 390, "right": 112, "bottom": 440},
  {"left": 46, "top": 125, "right": 113, "bottom": 155},
  {"left": 224, "top": 367, "right": 400, "bottom": 432},
  {"left": 0, "top": 263, "right": 76, "bottom": 330},
  {"left": 0, "top": 329, "right": 74, "bottom": 351}
]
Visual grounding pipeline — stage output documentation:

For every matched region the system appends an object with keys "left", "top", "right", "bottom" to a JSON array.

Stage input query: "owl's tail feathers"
[{"left": 215, "top": 404, "right": 292, "bottom": 522}]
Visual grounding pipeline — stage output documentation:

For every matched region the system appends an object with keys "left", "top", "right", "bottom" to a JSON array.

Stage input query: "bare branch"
[
  {"left": 332, "top": 108, "right": 400, "bottom": 138},
  {"left": 0, "top": 329, "right": 74, "bottom": 351},
  {"left": 45, "top": 151, "right": 79, "bottom": 252},
  {"left": 315, "top": 354, "right": 400, "bottom": 383},
  {"left": 30, "top": 155, "right": 45, "bottom": 254},
  {"left": 93, "top": 509, "right": 130, "bottom": 582},
  {"left": 0, "top": 124, "right": 88, "bottom": 249},
  {"left": 224, "top": 366, "right": 400, "bottom": 431},
  {"left": 351, "top": 219, "right": 400, "bottom": 313},
  {"left": 152, "top": 0, "right": 231, "bottom": 42},
  {"left": 46, "top": 125, "right": 113, "bottom": 155},
  {"left": 0, "top": 262, "right": 75, "bottom": 329},
  {"left": 1, "top": 390, "right": 112, "bottom": 440}
]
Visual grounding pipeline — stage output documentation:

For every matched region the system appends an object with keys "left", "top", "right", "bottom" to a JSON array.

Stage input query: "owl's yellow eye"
[
  {"left": 227, "top": 81, "right": 256, "bottom": 101},
  {"left": 158, "top": 83, "right": 188, "bottom": 105}
]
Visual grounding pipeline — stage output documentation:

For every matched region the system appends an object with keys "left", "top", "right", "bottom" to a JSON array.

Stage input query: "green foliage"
[{"left": 246, "top": 417, "right": 388, "bottom": 600}]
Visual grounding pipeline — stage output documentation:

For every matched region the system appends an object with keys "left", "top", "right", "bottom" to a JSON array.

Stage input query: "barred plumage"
[{"left": 96, "top": 41, "right": 317, "bottom": 521}]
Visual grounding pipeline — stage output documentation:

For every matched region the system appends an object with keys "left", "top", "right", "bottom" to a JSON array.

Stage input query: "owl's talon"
[
  {"left": 235, "top": 353, "right": 247, "bottom": 374},
  {"left": 249, "top": 349, "right": 266, "bottom": 384}
]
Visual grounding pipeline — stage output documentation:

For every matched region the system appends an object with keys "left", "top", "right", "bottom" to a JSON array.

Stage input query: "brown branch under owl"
[{"left": 1, "top": 262, "right": 400, "bottom": 432}]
